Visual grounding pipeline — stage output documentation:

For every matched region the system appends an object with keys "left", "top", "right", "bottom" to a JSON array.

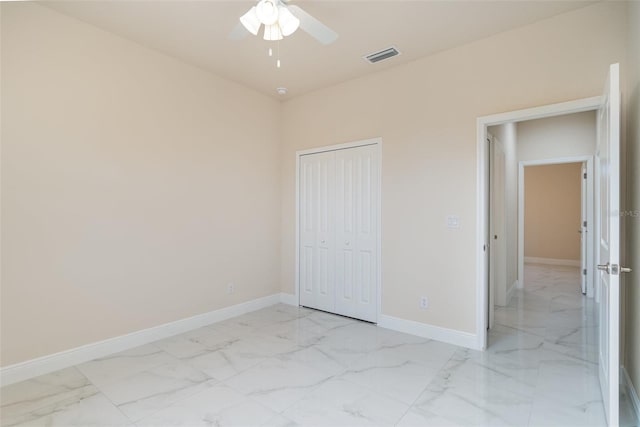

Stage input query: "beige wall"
[
  {"left": 624, "top": 0, "right": 640, "bottom": 402},
  {"left": 0, "top": 3, "right": 282, "bottom": 366},
  {"left": 280, "top": 1, "right": 626, "bottom": 334},
  {"left": 524, "top": 164, "right": 582, "bottom": 261},
  {"left": 1, "top": 0, "right": 634, "bottom": 369},
  {"left": 517, "top": 111, "right": 597, "bottom": 162}
]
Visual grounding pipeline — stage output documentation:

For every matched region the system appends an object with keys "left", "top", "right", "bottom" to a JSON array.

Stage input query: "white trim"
[
  {"left": 524, "top": 257, "right": 581, "bottom": 267},
  {"left": 476, "top": 96, "right": 601, "bottom": 351},
  {"left": 295, "top": 152, "right": 300, "bottom": 306},
  {"left": 476, "top": 119, "right": 489, "bottom": 350},
  {"left": 279, "top": 293, "right": 297, "bottom": 306},
  {"left": 622, "top": 366, "right": 640, "bottom": 423},
  {"left": 296, "top": 139, "right": 379, "bottom": 157},
  {"left": 586, "top": 157, "right": 595, "bottom": 298},
  {"left": 518, "top": 156, "right": 594, "bottom": 297},
  {"left": 479, "top": 96, "right": 602, "bottom": 126},
  {"left": 378, "top": 315, "right": 479, "bottom": 349},
  {"left": 294, "top": 137, "right": 383, "bottom": 323},
  {"left": 377, "top": 140, "right": 383, "bottom": 325},
  {"left": 0, "top": 294, "right": 282, "bottom": 387}
]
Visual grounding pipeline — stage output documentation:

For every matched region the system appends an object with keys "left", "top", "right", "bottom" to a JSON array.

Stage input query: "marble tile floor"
[{"left": 1, "top": 264, "right": 638, "bottom": 426}]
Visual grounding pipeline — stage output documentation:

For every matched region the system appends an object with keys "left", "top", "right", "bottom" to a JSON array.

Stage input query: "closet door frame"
[{"left": 295, "top": 138, "right": 382, "bottom": 323}]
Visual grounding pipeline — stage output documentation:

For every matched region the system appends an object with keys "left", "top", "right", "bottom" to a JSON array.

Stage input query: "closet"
[{"left": 299, "top": 143, "right": 379, "bottom": 322}]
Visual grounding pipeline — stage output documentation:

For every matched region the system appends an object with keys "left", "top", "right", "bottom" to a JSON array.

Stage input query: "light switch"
[{"left": 447, "top": 215, "right": 460, "bottom": 229}]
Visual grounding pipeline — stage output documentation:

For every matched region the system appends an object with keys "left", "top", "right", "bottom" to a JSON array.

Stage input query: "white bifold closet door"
[
  {"left": 300, "top": 150, "right": 335, "bottom": 313},
  {"left": 300, "top": 144, "right": 378, "bottom": 322}
]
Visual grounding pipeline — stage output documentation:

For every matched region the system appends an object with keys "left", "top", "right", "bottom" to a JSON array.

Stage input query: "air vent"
[{"left": 363, "top": 46, "right": 401, "bottom": 64}]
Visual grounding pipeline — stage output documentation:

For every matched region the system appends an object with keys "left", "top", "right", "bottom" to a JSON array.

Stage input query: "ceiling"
[{"left": 44, "top": 0, "right": 595, "bottom": 100}]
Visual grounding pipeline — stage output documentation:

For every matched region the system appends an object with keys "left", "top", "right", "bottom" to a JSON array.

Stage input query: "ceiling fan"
[{"left": 229, "top": 0, "right": 338, "bottom": 45}]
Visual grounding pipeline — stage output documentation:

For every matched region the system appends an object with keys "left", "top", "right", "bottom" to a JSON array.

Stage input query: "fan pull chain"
[{"left": 266, "top": 41, "right": 281, "bottom": 68}]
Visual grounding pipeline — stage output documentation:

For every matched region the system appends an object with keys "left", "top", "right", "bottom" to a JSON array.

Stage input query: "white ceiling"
[{"left": 44, "top": 0, "right": 595, "bottom": 100}]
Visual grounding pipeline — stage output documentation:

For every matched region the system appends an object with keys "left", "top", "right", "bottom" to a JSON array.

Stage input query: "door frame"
[
  {"left": 476, "top": 96, "right": 601, "bottom": 350},
  {"left": 517, "top": 156, "right": 595, "bottom": 298},
  {"left": 295, "top": 137, "right": 383, "bottom": 322}
]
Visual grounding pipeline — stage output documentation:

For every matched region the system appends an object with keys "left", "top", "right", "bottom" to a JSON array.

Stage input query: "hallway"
[{"left": 491, "top": 264, "right": 603, "bottom": 425}]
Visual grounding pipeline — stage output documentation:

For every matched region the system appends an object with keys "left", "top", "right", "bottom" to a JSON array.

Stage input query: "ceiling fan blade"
[
  {"left": 228, "top": 22, "right": 250, "bottom": 41},
  {"left": 287, "top": 5, "right": 338, "bottom": 45}
]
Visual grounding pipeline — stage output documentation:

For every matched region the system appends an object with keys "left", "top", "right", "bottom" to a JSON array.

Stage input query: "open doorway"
[
  {"left": 518, "top": 159, "right": 594, "bottom": 297},
  {"left": 477, "top": 99, "right": 608, "bottom": 425},
  {"left": 523, "top": 162, "right": 583, "bottom": 271},
  {"left": 477, "top": 98, "right": 601, "bottom": 347},
  {"left": 484, "top": 112, "right": 596, "bottom": 333}
]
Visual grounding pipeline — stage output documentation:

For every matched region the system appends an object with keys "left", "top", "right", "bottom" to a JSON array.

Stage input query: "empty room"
[{"left": 1, "top": 1, "right": 639, "bottom": 426}]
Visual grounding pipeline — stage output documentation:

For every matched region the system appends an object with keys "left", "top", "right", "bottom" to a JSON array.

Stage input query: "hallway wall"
[{"left": 517, "top": 111, "right": 596, "bottom": 162}]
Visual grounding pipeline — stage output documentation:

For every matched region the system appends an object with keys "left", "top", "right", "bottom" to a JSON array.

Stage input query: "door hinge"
[
  {"left": 583, "top": 269, "right": 587, "bottom": 275},
  {"left": 583, "top": 172, "right": 587, "bottom": 179},
  {"left": 583, "top": 220, "right": 587, "bottom": 227}
]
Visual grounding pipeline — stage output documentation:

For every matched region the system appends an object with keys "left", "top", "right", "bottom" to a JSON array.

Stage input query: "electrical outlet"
[
  {"left": 227, "top": 282, "right": 235, "bottom": 295},
  {"left": 420, "top": 296, "right": 428, "bottom": 309}
]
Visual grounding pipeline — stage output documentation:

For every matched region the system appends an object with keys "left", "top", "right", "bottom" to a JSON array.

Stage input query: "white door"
[
  {"left": 581, "top": 162, "right": 587, "bottom": 295},
  {"left": 485, "top": 137, "right": 492, "bottom": 331},
  {"left": 597, "top": 63, "right": 622, "bottom": 426},
  {"left": 335, "top": 145, "right": 378, "bottom": 322},
  {"left": 490, "top": 136, "right": 507, "bottom": 315},
  {"left": 299, "top": 151, "right": 335, "bottom": 312}
]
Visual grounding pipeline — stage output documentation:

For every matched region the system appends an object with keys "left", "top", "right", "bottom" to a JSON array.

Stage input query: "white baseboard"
[
  {"left": 378, "top": 314, "right": 479, "bottom": 350},
  {"left": 279, "top": 293, "right": 298, "bottom": 306},
  {"left": 622, "top": 366, "right": 640, "bottom": 423},
  {"left": 279, "top": 299, "right": 477, "bottom": 350},
  {"left": 0, "top": 293, "right": 283, "bottom": 387},
  {"left": 524, "top": 257, "right": 580, "bottom": 267}
]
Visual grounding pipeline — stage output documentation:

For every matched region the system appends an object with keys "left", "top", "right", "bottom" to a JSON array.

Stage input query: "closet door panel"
[
  {"left": 335, "top": 151, "right": 356, "bottom": 315},
  {"left": 355, "top": 145, "right": 378, "bottom": 321},
  {"left": 335, "top": 145, "right": 378, "bottom": 321},
  {"left": 299, "top": 151, "right": 335, "bottom": 312}
]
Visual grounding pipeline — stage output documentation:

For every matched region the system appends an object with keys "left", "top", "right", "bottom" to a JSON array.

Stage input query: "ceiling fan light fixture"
[
  {"left": 256, "top": 0, "right": 279, "bottom": 25},
  {"left": 239, "top": 6, "right": 261, "bottom": 35},
  {"left": 263, "top": 23, "right": 283, "bottom": 41},
  {"left": 278, "top": 6, "right": 300, "bottom": 37},
  {"left": 231, "top": 0, "right": 337, "bottom": 46}
]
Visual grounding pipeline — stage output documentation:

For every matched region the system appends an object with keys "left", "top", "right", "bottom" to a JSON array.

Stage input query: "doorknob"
[{"left": 598, "top": 263, "right": 632, "bottom": 274}]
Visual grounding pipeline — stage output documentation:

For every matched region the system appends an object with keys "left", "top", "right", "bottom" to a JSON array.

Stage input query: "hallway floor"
[{"left": 1, "top": 264, "right": 637, "bottom": 426}]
